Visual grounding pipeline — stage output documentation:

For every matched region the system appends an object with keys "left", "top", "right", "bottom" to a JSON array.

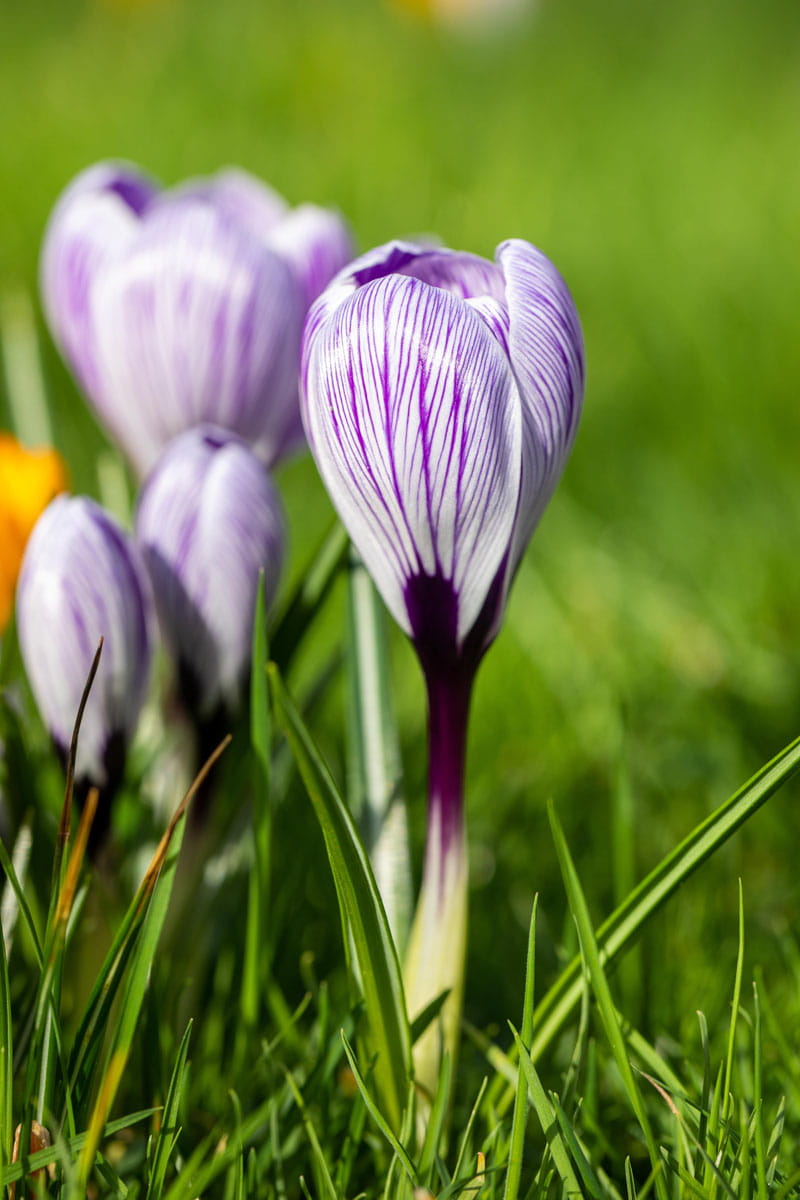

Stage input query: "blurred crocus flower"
[
  {"left": 16, "top": 495, "right": 153, "bottom": 801},
  {"left": 41, "top": 162, "right": 354, "bottom": 478},
  {"left": 135, "top": 426, "right": 285, "bottom": 724},
  {"left": 302, "top": 238, "right": 584, "bottom": 1088},
  {"left": 0, "top": 432, "right": 67, "bottom": 631}
]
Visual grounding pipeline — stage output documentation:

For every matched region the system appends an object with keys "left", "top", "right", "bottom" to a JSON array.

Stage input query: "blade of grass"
[
  {"left": 0, "top": 927, "right": 11, "bottom": 1186},
  {"left": 0, "top": 1109, "right": 157, "bottom": 1189},
  {"left": 66, "top": 737, "right": 230, "bottom": 1118},
  {"left": 503, "top": 897, "right": 537, "bottom": 1200},
  {"left": 340, "top": 1030, "right": 418, "bottom": 1186},
  {"left": 527, "top": 734, "right": 800, "bottom": 1069},
  {"left": 145, "top": 1021, "right": 193, "bottom": 1200},
  {"left": 239, "top": 574, "right": 272, "bottom": 1044},
  {"left": 268, "top": 663, "right": 411, "bottom": 1133},
  {"left": 270, "top": 520, "right": 349, "bottom": 670},
  {"left": 75, "top": 738, "right": 230, "bottom": 1191},
  {"left": 510, "top": 1027, "right": 583, "bottom": 1198},
  {"left": 346, "top": 553, "right": 411, "bottom": 949},
  {"left": 548, "top": 802, "right": 668, "bottom": 1200}
]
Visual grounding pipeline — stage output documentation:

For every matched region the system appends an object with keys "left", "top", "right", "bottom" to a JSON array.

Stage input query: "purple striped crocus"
[
  {"left": 41, "top": 162, "right": 354, "bottom": 478},
  {"left": 135, "top": 426, "right": 285, "bottom": 726},
  {"left": 301, "top": 238, "right": 584, "bottom": 1086},
  {"left": 16, "top": 495, "right": 153, "bottom": 835}
]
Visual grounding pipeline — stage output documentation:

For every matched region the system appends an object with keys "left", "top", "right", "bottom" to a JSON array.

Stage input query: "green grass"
[{"left": 3, "top": 0, "right": 800, "bottom": 1192}]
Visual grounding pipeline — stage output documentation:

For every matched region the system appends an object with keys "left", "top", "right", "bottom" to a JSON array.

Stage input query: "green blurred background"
[{"left": 3, "top": 0, "right": 800, "bottom": 1043}]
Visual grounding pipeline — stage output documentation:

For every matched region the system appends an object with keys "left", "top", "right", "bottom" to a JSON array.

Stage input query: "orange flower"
[{"left": 0, "top": 433, "right": 68, "bottom": 631}]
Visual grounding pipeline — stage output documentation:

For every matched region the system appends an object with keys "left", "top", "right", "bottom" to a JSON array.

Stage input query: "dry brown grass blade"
[
  {"left": 55, "top": 786, "right": 99, "bottom": 932},
  {"left": 137, "top": 733, "right": 233, "bottom": 908}
]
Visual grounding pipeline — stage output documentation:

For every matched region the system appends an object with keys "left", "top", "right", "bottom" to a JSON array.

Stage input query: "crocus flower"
[
  {"left": 16, "top": 495, "right": 153, "bottom": 815},
  {"left": 0, "top": 432, "right": 67, "bottom": 631},
  {"left": 301, "top": 238, "right": 584, "bottom": 1088},
  {"left": 135, "top": 426, "right": 285, "bottom": 724},
  {"left": 41, "top": 162, "right": 354, "bottom": 477}
]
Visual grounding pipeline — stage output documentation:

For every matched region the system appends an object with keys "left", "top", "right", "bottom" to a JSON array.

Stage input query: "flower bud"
[
  {"left": 135, "top": 426, "right": 285, "bottom": 720},
  {"left": 41, "top": 163, "right": 355, "bottom": 476},
  {"left": 16, "top": 495, "right": 153, "bottom": 789}
]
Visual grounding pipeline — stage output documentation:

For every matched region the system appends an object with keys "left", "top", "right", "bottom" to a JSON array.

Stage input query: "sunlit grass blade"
[
  {"left": 75, "top": 738, "right": 229, "bottom": 1191},
  {"left": 268, "top": 662, "right": 411, "bottom": 1133},
  {"left": 346, "top": 553, "right": 411, "bottom": 949},
  {"left": 239, "top": 573, "right": 271, "bottom": 1046},
  {"left": 0, "top": 823, "right": 41, "bottom": 964},
  {"left": 417, "top": 1047, "right": 451, "bottom": 1187},
  {"left": 503, "top": 897, "right": 537, "bottom": 1200},
  {"left": 530, "top": 733, "right": 800, "bottom": 1065},
  {"left": 145, "top": 1020, "right": 192, "bottom": 1200},
  {"left": 282, "top": 1068, "right": 338, "bottom": 1200},
  {"left": 548, "top": 802, "right": 668, "bottom": 1200},
  {"left": 0, "top": 1108, "right": 157, "bottom": 1190},
  {"left": 66, "top": 736, "right": 227, "bottom": 1134},
  {"left": 270, "top": 520, "right": 349, "bottom": 670},
  {"left": 341, "top": 1030, "right": 418, "bottom": 1185},
  {"left": 510, "top": 1026, "right": 583, "bottom": 1198},
  {"left": 0, "top": 928, "right": 11, "bottom": 1186}
]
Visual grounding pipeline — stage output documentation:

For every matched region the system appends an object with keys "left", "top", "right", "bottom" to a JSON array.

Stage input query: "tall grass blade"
[
  {"left": 503, "top": 898, "right": 537, "bottom": 1200},
  {"left": 510, "top": 1027, "right": 583, "bottom": 1198},
  {"left": 73, "top": 738, "right": 229, "bottom": 1189},
  {"left": 346, "top": 553, "right": 411, "bottom": 949},
  {"left": 270, "top": 521, "right": 349, "bottom": 670},
  {"left": 268, "top": 663, "right": 411, "bottom": 1133},
  {"left": 0, "top": 928, "right": 11, "bottom": 1186},
  {"left": 240, "top": 574, "right": 272, "bottom": 1039},
  {"left": 548, "top": 802, "right": 668, "bottom": 1200},
  {"left": 145, "top": 1020, "right": 193, "bottom": 1200},
  {"left": 530, "top": 735, "right": 800, "bottom": 1064}
]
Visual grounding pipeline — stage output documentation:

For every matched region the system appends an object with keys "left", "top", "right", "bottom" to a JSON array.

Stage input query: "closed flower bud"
[
  {"left": 16, "top": 495, "right": 153, "bottom": 791},
  {"left": 301, "top": 237, "right": 584, "bottom": 1092},
  {"left": 41, "top": 162, "right": 354, "bottom": 477},
  {"left": 135, "top": 426, "right": 285, "bottom": 721},
  {"left": 302, "top": 238, "right": 584, "bottom": 677}
]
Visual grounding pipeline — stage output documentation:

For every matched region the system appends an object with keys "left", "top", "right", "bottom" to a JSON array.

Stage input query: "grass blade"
[
  {"left": 270, "top": 520, "right": 349, "bottom": 670},
  {"left": 548, "top": 802, "right": 668, "bottom": 1200},
  {"left": 268, "top": 662, "right": 412, "bottom": 1133},
  {"left": 346, "top": 553, "right": 411, "bottom": 949},
  {"left": 503, "top": 897, "right": 537, "bottom": 1200},
  {"left": 510, "top": 1027, "right": 583, "bottom": 1198},
  {"left": 240, "top": 573, "right": 272, "bottom": 1040},
  {"left": 530, "top": 734, "right": 800, "bottom": 1065}
]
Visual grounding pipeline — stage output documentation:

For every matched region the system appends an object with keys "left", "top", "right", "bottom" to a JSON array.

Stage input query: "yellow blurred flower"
[
  {"left": 391, "top": 0, "right": 532, "bottom": 28},
  {"left": 0, "top": 433, "right": 68, "bottom": 632}
]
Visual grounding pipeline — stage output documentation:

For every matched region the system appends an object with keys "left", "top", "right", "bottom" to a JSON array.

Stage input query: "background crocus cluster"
[{"left": 18, "top": 161, "right": 353, "bottom": 829}]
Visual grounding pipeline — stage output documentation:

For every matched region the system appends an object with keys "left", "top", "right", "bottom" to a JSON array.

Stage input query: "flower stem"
[{"left": 404, "top": 665, "right": 474, "bottom": 1103}]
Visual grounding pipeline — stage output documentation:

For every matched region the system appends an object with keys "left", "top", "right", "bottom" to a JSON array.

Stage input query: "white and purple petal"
[
  {"left": 302, "top": 273, "right": 522, "bottom": 656},
  {"left": 496, "top": 239, "right": 585, "bottom": 566},
  {"left": 135, "top": 426, "right": 285, "bottom": 717},
  {"left": 40, "top": 161, "right": 159, "bottom": 398},
  {"left": 90, "top": 200, "right": 305, "bottom": 476},
  {"left": 264, "top": 203, "right": 355, "bottom": 310},
  {"left": 165, "top": 166, "right": 289, "bottom": 237},
  {"left": 16, "top": 495, "right": 153, "bottom": 785}
]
